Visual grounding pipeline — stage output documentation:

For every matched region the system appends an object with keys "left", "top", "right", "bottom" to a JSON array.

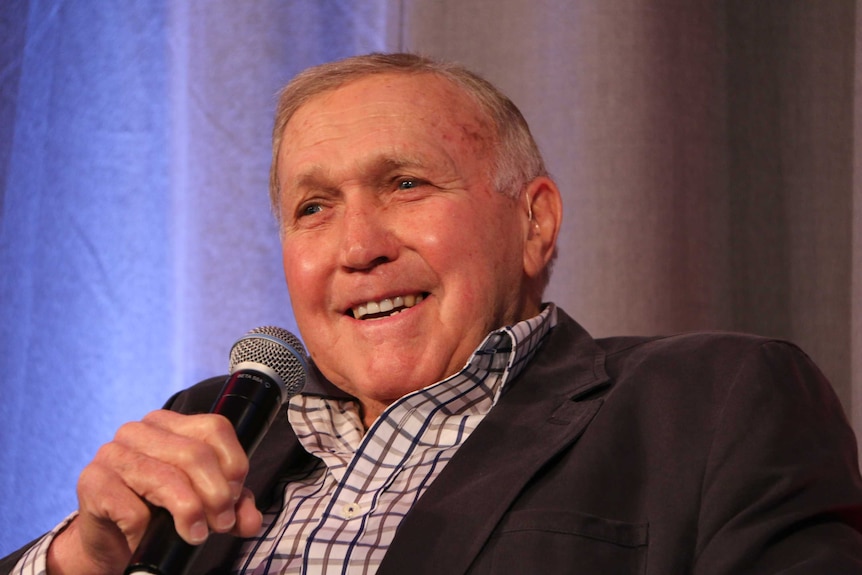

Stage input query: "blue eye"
[
  {"left": 300, "top": 203, "right": 323, "bottom": 217},
  {"left": 398, "top": 179, "right": 419, "bottom": 190}
]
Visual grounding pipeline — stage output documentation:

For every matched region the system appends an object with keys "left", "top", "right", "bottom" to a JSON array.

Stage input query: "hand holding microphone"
[
  {"left": 125, "top": 326, "right": 307, "bottom": 575},
  {"left": 47, "top": 327, "right": 307, "bottom": 575}
]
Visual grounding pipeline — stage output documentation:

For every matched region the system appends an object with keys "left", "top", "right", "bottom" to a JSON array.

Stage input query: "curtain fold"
[{"left": 2, "top": 0, "right": 859, "bottom": 554}]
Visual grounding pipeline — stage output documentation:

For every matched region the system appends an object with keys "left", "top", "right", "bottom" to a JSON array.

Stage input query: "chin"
[{"left": 364, "top": 379, "right": 426, "bottom": 400}]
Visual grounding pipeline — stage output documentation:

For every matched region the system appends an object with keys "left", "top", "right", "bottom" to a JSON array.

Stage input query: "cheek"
[
  {"left": 282, "top": 241, "right": 327, "bottom": 312},
  {"left": 425, "top": 206, "right": 515, "bottom": 268},
  {"left": 447, "top": 209, "right": 525, "bottom": 299},
  {"left": 410, "top": 201, "right": 482, "bottom": 257},
  {"left": 415, "top": 214, "right": 498, "bottom": 302}
]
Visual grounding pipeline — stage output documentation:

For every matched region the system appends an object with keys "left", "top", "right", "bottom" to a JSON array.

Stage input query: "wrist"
[{"left": 47, "top": 518, "right": 125, "bottom": 575}]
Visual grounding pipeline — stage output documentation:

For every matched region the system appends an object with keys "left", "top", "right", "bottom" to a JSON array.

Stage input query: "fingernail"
[
  {"left": 189, "top": 520, "right": 209, "bottom": 544},
  {"left": 229, "top": 481, "right": 243, "bottom": 502},
  {"left": 216, "top": 510, "right": 236, "bottom": 531}
]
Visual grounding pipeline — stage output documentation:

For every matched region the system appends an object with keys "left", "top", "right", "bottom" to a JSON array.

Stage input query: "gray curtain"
[
  {"left": 1, "top": 0, "right": 859, "bottom": 554},
  {"left": 404, "top": 0, "right": 860, "bottom": 434}
]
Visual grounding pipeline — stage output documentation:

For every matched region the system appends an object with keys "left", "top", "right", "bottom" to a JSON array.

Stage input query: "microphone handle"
[{"left": 125, "top": 372, "right": 283, "bottom": 575}]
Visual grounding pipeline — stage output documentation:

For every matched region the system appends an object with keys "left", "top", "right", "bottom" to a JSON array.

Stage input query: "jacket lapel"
[{"left": 378, "top": 311, "right": 610, "bottom": 575}]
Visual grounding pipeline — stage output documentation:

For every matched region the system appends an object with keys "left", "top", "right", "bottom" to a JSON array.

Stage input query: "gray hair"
[{"left": 269, "top": 52, "right": 548, "bottom": 221}]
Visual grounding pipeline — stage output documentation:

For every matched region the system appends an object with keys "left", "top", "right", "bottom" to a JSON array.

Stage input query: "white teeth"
[{"left": 352, "top": 294, "right": 424, "bottom": 319}]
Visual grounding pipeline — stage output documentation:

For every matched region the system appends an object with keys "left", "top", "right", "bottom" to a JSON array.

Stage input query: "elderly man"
[{"left": 4, "top": 53, "right": 862, "bottom": 574}]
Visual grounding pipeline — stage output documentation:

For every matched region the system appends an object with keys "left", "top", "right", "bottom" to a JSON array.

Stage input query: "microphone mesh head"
[{"left": 229, "top": 326, "right": 308, "bottom": 397}]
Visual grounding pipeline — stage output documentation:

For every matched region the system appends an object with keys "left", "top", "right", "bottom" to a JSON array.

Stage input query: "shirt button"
[{"left": 342, "top": 502, "right": 361, "bottom": 519}]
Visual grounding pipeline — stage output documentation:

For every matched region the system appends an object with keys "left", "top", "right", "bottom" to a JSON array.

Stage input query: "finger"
[
  {"left": 76, "top": 460, "right": 153, "bottom": 565},
  {"left": 141, "top": 410, "right": 250, "bottom": 485},
  {"left": 141, "top": 411, "right": 250, "bottom": 533},
  {"left": 110, "top": 412, "right": 249, "bottom": 531},
  {"left": 231, "top": 488, "right": 264, "bottom": 538},
  {"left": 91, "top": 440, "right": 213, "bottom": 544}
]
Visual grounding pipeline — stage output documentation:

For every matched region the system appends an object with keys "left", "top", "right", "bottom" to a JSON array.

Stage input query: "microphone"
[{"left": 125, "top": 326, "right": 308, "bottom": 575}]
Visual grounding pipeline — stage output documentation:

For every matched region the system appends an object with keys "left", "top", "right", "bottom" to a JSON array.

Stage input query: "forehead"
[{"left": 282, "top": 73, "right": 492, "bottom": 155}]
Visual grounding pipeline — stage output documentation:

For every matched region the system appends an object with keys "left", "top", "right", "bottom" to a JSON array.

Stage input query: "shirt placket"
[{"left": 303, "top": 401, "right": 429, "bottom": 570}]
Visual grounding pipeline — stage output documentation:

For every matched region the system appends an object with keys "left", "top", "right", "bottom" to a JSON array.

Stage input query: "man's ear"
[{"left": 522, "top": 176, "right": 563, "bottom": 281}]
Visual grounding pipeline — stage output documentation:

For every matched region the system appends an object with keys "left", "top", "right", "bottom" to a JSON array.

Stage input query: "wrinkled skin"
[{"left": 277, "top": 73, "right": 560, "bottom": 426}]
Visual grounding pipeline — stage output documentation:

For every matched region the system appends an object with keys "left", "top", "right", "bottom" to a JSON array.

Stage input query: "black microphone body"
[{"left": 125, "top": 327, "right": 307, "bottom": 575}]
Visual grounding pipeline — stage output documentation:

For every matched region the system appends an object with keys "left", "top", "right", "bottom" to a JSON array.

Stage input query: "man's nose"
[{"left": 339, "top": 202, "right": 398, "bottom": 271}]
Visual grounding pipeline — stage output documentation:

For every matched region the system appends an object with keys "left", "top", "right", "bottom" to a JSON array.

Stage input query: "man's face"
[{"left": 276, "top": 73, "right": 536, "bottom": 422}]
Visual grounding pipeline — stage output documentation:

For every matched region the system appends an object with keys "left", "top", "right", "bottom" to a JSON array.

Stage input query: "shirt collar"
[{"left": 289, "top": 303, "right": 558, "bottom": 456}]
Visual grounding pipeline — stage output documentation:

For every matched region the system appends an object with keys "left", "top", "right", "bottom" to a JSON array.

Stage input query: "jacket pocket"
[{"left": 477, "top": 509, "right": 648, "bottom": 574}]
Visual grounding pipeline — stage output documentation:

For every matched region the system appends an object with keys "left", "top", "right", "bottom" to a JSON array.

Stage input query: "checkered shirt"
[{"left": 233, "top": 305, "right": 556, "bottom": 574}]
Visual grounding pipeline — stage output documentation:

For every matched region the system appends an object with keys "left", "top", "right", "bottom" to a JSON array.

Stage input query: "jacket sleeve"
[{"left": 693, "top": 341, "right": 862, "bottom": 573}]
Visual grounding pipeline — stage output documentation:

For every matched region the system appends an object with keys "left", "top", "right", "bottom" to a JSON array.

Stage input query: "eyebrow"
[{"left": 290, "top": 154, "right": 432, "bottom": 192}]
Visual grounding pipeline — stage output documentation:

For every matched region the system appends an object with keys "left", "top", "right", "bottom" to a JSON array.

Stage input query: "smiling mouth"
[{"left": 351, "top": 293, "right": 426, "bottom": 320}]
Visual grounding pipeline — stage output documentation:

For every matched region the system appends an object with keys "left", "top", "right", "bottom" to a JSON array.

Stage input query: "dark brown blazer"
[{"left": 5, "top": 309, "right": 862, "bottom": 573}]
